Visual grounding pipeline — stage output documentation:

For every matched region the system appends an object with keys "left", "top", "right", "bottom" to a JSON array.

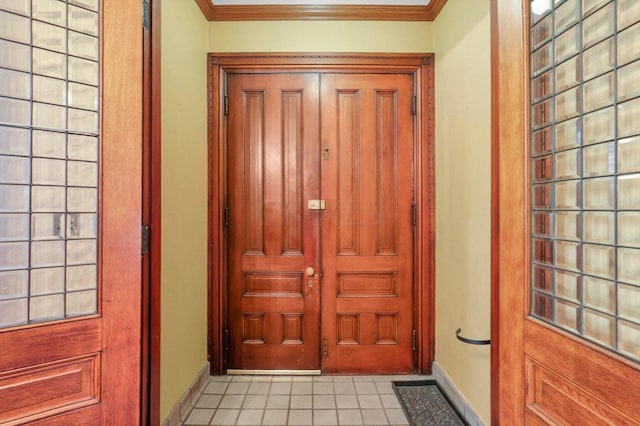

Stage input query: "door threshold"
[{"left": 227, "top": 369, "right": 321, "bottom": 376}]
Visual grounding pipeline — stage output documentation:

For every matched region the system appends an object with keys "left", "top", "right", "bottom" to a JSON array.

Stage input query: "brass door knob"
[{"left": 305, "top": 267, "right": 315, "bottom": 277}]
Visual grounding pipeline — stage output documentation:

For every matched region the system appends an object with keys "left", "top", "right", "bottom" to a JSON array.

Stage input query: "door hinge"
[
  {"left": 224, "top": 95, "right": 229, "bottom": 115},
  {"left": 412, "top": 203, "right": 417, "bottom": 226},
  {"left": 224, "top": 329, "right": 229, "bottom": 352},
  {"left": 224, "top": 206, "right": 230, "bottom": 227},
  {"left": 142, "top": 0, "right": 150, "bottom": 30},
  {"left": 141, "top": 224, "right": 150, "bottom": 255},
  {"left": 322, "top": 340, "right": 329, "bottom": 359},
  {"left": 412, "top": 329, "right": 417, "bottom": 351},
  {"left": 412, "top": 95, "right": 417, "bottom": 116}
]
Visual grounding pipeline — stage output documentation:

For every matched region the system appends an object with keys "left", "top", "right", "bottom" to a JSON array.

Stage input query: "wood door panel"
[
  {"left": 321, "top": 74, "right": 414, "bottom": 373},
  {"left": 227, "top": 74, "right": 320, "bottom": 370}
]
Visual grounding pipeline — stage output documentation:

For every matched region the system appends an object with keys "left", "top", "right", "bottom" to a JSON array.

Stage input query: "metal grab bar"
[{"left": 456, "top": 328, "right": 491, "bottom": 345}]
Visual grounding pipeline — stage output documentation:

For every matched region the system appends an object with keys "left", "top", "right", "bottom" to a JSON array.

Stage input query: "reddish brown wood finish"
[
  {"left": 227, "top": 74, "right": 322, "bottom": 370},
  {"left": 320, "top": 74, "right": 415, "bottom": 373},
  {"left": 194, "top": 0, "right": 447, "bottom": 21},
  {"left": 208, "top": 54, "right": 435, "bottom": 375}
]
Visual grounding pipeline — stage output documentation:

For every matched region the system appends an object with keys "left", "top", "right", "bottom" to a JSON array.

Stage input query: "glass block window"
[
  {"left": 0, "top": 0, "right": 100, "bottom": 328},
  {"left": 530, "top": 0, "right": 640, "bottom": 362}
]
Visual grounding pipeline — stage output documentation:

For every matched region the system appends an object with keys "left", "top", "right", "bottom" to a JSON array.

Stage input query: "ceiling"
[{"left": 194, "top": 0, "right": 447, "bottom": 21}]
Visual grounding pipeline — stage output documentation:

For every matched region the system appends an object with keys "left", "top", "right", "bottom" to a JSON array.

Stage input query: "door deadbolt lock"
[{"left": 308, "top": 200, "right": 326, "bottom": 210}]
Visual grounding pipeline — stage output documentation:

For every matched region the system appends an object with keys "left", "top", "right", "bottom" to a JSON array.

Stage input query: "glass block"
[
  {"left": 583, "top": 211, "right": 614, "bottom": 244},
  {"left": 67, "top": 187, "right": 96, "bottom": 212},
  {"left": 0, "top": 214, "right": 29, "bottom": 242},
  {"left": 556, "top": 270, "right": 581, "bottom": 302},
  {"left": 533, "top": 70, "right": 553, "bottom": 102},
  {"left": 33, "top": 21, "right": 67, "bottom": 54},
  {"left": 533, "top": 126, "right": 553, "bottom": 155},
  {"left": 0, "top": 270, "right": 28, "bottom": 300},
  {"left": 532, "top": 43, "right": 553, "bottom": 76},
  {"left": 32, "top": 0, "right": 66, "bottom": 26},
  {"left": 618, "top": 212, "right": 640, "bottom": 248},
  {"left": 33, "top": 75, "right": 66, "bottom": 106},
  {"left": 68, "top": 31, "right": 98, "bottom": 61},
  {"left": 32, "top": 130, "right": 66, "bottom": 159},
  {"left": 583, "top": 72, "right": 613, "bottom": 112},
  {"left": 31, "top": 240, "right": 64, "bottom": 268},
  {"left": 0, "top": 10, "right": 30, "bottom": 44},
  {"left": 583, "top": 244, "right": 615, "bottom": 279},
  {"left": 555, "top": 56, "right": 580, "bottom": 92},
  {"left": 556, "top": 299, "right": 580, "bottom": 332},
  {"left": 583, "top": 3, "right": 614, "bottom": 48},
  {"left": 583, "top": 142, "right": 614, "bottom": 177},
  {"left": 583, "top": 38, "right": 614, "bottom": 80},
  {"left": 68, "top": 135, "right": 98, "bottom": 161},
  {"left": 31, "top": 213, "right": 64, "bottom": 240},
  {"left": 0, "top": 155, "right": 30, "bottom": 185},
  {"left": 0, "top": 39, "right": 31, "bottom": 72},
  {"left": 533, "top": 183, "right": 553, "bottom": 209},
  {"left": 555, "top": 25, "right": 580, "bottom": 63},
  {"left": 618, "top": 174, "right": 640, "bottom": 209},
  {"left": 66, "top": 264, "right": 96, "bottom": 291},
  {"left": 68, "top": 5, "right": 98, "bottom": 37},
  {"left": 67, "top": 161, "right": 97, "bottom": 188},
  {"left": 66, "top": 289, "right": 96, "bottom": 317},
  {"left": 0, "top": 298, "right": 27, "bottom": 327},
  {"left": 583, "top": 107, "right": 614, "bottom": 145},
  {"left": 67, "top": 239, "right": 96, "bottom": 265},
  {"left": 618, "top": 0, "right": 640, "bottom": 31},
  {"left": 556, "top": 0, "right": 579, "bottom": 33},
  {"left": 533, "top": 211, "right": 553, "bottom": 237},
  {"left": 618, "top": 284, "right": 640, "bottom": 323},
  {"left": 0, "top": 97, "right": 31, "bottom": 126},
  {"left": 619, "top": 320, "right": 640, "bottom": 361},
  {"left": 533, "top": 265, "right": 553, "bottom": 292},
  {"left": 33, "top": 103, "right": 66, "bottom": 130},
  {"left": 555, "top": 86, "right": 580, "bottom": 121},
  {"left": 618, "top": 23, "right": 640, "bottom": 66},
  {"left": 69, "top": 0, "right": 99, "bottom": 12},
  {"left": 556, "top": 211, "right": 579, "bottom": 240},
  {"left": 0, "top": 126, "right": 30, "bottom": 156},
  {"left": 0, "top": 0, "right": 30, "bottom": 16},
  {"left": 532, "top": 292, "right": 554, "bottom": 321},
  {"left": 583, "top": 308, "right": 615, "bottom": 347},
  {"left": 533, "top": 155, "right": 553, "bottom": 182},
  {"left": 618, "top": 98, "right": 640, "bottom": 138},
  {"left": 583, "top": 177, "right": 614, "bottom": 209},
  {"left": 556, "top": 180, "right": 580, "bottom": 209},
  {"left": 0, "top": 69, "right": 30, "bottom": 100},
  {"left": 29, "top": 294, "right": 64, "bottom": 322},
  {"left": 69, "top": 83, "right": 98, "bottom": 111},
  {"left": 555, "top": 117, "right": 581, "bottom": 150},
  {"left": 0, "top": 185, "right": 29, "bottom": 213},
  {"left": 33, "top": 48, "right": 66, "bottom": 80},
  {"left": 30, "top": 267, "right": 64, "bottom": 296},
  {"left": 67, "top": 213, "right": 96, "bottom": 239},
  {"left": 32, "top": 158, "right": 66, "bottom": 186},
  {"left": 618, "top": 247, "right": 640, "bottom": 285},
  {"left": 0, "top": 242, "right": 29, "bottom": 270},
  {"left": 556, "top": 240, "right": 581, "bottom": 271},
  {"left": 31, "top": 186, "right": 66, "bottom": 212},
  {"left": 556, "top": 149, "right": 581, "bottom": 180},
  {"left": 69, "top": 57, "right": 98, "bottom": 86},
  {"left": 533, "top": 238, "right": 553, "bottom": 264},
  {"left": 68, "top": 109, "right": 98, "bottom": 134},
  {"left": 617, "top": 123, "right": 633, "bottom": 165},
  {"left": 532, "top": 13, "right": 552, "bottom": 49},
  {"left": 618, "top": 60, "right": 640, "bottom": 102},
  {"left": 532, "top": 98, "right": 553, "bottom": 128},
  {"left": 582, "top": 0, "right": 609, "bottom": 17},
  {"left": 583, "top": 276, "right": 615, "bottom": 313}
]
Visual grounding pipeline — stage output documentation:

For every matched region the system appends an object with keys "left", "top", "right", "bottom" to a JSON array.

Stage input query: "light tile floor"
[{"left": 183, "top": 374, "right": 430, "bottom": 426}]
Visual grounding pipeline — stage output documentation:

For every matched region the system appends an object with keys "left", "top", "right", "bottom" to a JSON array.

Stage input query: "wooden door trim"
[{"left": 207, "top": 53, "right": 435, "bottom": 374}]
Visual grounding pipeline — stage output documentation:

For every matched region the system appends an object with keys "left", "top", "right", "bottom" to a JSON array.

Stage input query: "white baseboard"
[
  {"left": 161, "top": 362, "right": 210, "bottom": 426},
  {"left": 432, "top": 361, "right": 485, "bottom": 426}
]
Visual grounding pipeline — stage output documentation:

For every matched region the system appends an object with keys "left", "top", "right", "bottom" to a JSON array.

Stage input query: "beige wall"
[
  {"left": 434, "top": 0, "right": 492, "bottom": 423},
  {"left": 160, "top": 0, "right": 209, "bottom": 421}
]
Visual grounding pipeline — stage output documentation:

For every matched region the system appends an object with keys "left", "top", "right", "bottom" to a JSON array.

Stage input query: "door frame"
[{"left": 207, "top": 53, "right": 435, "bottom": 374}]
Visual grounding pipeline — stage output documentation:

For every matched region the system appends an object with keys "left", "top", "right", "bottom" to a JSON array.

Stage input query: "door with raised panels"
[{"left": 226, "top": 72, "right": 415, "bottom": 372}]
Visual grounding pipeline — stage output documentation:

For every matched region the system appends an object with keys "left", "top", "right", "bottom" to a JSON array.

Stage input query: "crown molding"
[{"left": 194, "top": 0, "right": 447, "bottom": 21}]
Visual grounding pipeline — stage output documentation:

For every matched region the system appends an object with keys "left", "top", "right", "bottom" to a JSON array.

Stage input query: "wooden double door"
[{"left": 226, "top": 72, "right": 415, "bottom": 373}]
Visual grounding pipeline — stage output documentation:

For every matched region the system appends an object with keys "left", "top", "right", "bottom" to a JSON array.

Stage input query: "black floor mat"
[{"left": 393, "top": 380, "right": 466, "bottom": 426}]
